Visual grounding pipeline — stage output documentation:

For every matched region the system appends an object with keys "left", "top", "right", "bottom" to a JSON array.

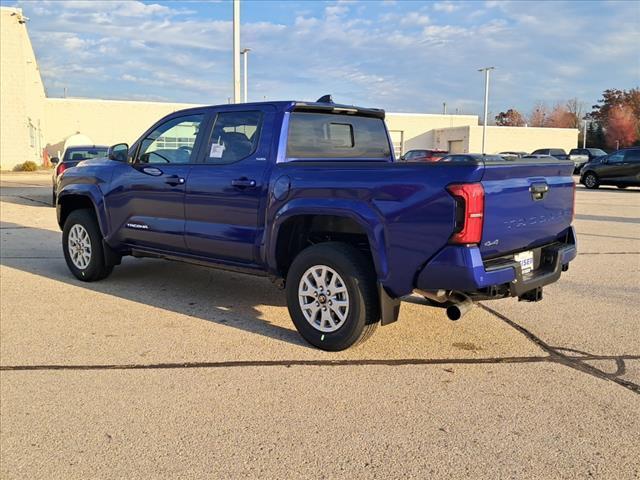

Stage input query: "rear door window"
[
  {"left": 608, "top": 152, "right": 624, "bottom": 163},
  {"left": 624, "top": 149, "right": 640, "bottom": 163},
  {"left": 287, "top": 112, "right": 391, "bottom": 159},
  {"left": 205, "top": 111, "right": 263, "bottom": 164}
]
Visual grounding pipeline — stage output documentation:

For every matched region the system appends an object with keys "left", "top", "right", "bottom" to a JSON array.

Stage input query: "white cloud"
[
  {"left": 400, "top": 12, "right": 430, "bottom": 26},
  {"left": 325, "top": 4, "right": 349, "bottom": 18},
  {"left": 433, "top": 2, "right": 461, "bottom": 13}
]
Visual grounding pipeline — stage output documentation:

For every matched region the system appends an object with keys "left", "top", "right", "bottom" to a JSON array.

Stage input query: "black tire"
[
  {"left": 62, "top": 209, "right": 113, "bottom": 282},
  {"left": 285, "top": 242, "right": 380, "bottom": 351},
  {"left": 583, "top": 172, "right": 599, "bottom": 189}
]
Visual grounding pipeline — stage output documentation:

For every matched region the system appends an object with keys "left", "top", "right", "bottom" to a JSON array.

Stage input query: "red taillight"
[
  {"left": 56, "top": 163, "right": 67, "bottom": 176},
  {"left": 446, "top": 183, "right": 484, "bottom": 244}
]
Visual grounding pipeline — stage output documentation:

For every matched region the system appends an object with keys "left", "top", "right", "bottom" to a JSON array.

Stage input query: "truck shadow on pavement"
[{"left": 0, "top": 221, "right": 309, "bottom": 349}]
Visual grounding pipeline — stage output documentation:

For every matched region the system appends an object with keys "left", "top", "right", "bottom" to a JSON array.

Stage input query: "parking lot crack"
[{"left": 479, "top": 304, "right": 640, "bottom": 395}]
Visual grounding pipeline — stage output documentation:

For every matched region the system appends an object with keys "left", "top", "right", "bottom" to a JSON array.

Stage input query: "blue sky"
[{"left": 7, "top": 0, "right": 640, "bottom": 117}]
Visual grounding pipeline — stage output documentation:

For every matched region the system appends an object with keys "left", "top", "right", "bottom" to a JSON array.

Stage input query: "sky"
[{"left": 5, "top": 0, "right": 640, "bottom": 117}]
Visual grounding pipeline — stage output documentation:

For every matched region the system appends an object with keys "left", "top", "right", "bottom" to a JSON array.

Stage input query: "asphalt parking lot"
[{"left": 1, "top": 171, "right": 639, "bottom": 479}]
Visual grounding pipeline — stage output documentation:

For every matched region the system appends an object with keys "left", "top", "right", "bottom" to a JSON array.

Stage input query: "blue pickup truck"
[{"left": 56, "top": 99, "right": 577, "bottom": 350}]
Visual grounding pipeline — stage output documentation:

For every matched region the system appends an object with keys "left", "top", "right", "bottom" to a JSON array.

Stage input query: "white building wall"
[
  {"left": 43, "top": 98, "right": 200, "bottom": 157},
  {"left": 434, "top": 125, "right": 579, "bottom": 154},
  {"left": 0, "top": 7, "right": 46, "bottom": 170},
  {"left": 385, "top": 113, "right": 478, "bottom": 154}
]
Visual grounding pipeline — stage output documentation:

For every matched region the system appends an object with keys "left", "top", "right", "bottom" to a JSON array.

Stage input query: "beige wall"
[
  {"left": 0, "top": 7, "right": 46, "bottom": 170},
  {"left": 44, "top": 98, "right": 200, "bottom": 157},
  {"left": 434, "top": 125, "right": 579, "bottom": 154},
  {"left": 385, "top": 113, "right": 478, "bottom": 154}
]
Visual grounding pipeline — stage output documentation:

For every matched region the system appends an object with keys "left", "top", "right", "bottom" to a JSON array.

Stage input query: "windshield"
[{"left": 64, "top": 148, "right": 107, "bottom": 162}]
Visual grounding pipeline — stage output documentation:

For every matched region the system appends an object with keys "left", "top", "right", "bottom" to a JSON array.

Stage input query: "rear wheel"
[
  {"left": 62, "top": 209, "right": 113, "bottom": 282},
  {"left": 286, "top": 242, "right": 379, "bottom": 351},
  {"left": 583, "top": 172, "right": 599, "bottom": 189}
]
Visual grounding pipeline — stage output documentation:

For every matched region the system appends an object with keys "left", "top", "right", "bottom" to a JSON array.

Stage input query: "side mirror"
[
  {"left": 399, "top": 155, "right": 405, "bottom": 161},
  {"left": 50, "top": 157, "right": 59, "bottom": 165},
  {"left": 108, "top": 143, "right": 129, "bottom": 162}
]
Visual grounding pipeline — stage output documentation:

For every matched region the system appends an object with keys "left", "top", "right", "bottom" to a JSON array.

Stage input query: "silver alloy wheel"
[
  {"left": 584, "top": 174, "right": 596, "bottom": 188},
  {"left": 298, "top": 265, "right": 350, "bottom": 333},
  {"left": 68, "top": 224, "right": 92, "bottom": 270}
]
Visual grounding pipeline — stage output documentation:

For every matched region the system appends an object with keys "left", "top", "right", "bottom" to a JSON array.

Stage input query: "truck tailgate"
[{"left": 480, "top": 159, "right": 574, "bottom": 258}]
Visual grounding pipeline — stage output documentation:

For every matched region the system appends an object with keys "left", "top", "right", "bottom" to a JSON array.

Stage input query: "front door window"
[{"left": 137, "top": 114, "right": 204, "bottom": 164}]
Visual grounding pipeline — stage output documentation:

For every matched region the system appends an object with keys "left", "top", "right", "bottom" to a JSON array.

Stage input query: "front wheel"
[
  {"left": 583, "top": 172, "right": 599, "bottom": 189},
  {"left": 62, "top": 209, "right": 113, "bottom": 282},
  {"left": 285, "top": 242, "right": 380, "bottom": 351}
]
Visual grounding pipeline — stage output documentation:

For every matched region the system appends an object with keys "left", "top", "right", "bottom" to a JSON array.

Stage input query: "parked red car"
[{"left": 400, "top": 149, "right": 449, "bottom": 162}]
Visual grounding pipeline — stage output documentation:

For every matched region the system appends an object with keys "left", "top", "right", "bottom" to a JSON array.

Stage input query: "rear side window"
[
  {"left": 287, "top": 112, "right": 391, "bottom": 159},
  {"left": 206, "top": 110, "right": 263, "bottom": 164},
  {"left": 624, "top": 149, "right": 640, "bottom": 162}
]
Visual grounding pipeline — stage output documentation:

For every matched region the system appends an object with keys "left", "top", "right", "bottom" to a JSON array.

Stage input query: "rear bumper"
[{"left": 416, "top": 226, "right": 577, "bottom": 298}]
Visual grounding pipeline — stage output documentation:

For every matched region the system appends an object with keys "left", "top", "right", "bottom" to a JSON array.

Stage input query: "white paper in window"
[{"left": 209, "top": 142, "right": 225, "bottom": 158}]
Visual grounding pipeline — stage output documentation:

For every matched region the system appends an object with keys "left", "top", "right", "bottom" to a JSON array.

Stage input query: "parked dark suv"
[{"left": 579, "top": 147, "right": 640, "bottom": 189}]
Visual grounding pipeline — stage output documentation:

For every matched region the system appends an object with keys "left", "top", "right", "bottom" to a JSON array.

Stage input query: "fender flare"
[
  {"left": 56, "top": 184, "right": 109, "bottom": 237},
  {"left": 266, "top": 198, "right": 390, "bottom": 282}
]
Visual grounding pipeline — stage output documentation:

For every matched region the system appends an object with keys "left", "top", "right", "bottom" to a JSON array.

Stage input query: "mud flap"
[
  {"left": 103, "top": 240, "right": 122, "bottom": 267},
  {"left": 379, "top": 283, "right": 401, "bottom": 326}
]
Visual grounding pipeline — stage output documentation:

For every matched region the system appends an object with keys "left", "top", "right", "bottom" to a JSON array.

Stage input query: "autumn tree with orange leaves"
[
  {"left": 605, "top": 105, "right": 638, "bottom": 149},
  {"left": 589, "top": 88, "right": 640, "bottom": 148}
]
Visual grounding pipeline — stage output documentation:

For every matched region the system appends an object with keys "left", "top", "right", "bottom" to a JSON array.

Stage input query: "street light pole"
[
  {"left": 583, "top": 119, "right": 587, "bottom": 148},
  {"left": 478, "top": 66, "right": 495, "bottom": 154},
  {"left": 241, "top": 48, "right": 251, "bottom": 103},
  {"left": 232, "top": 0, "right": 241, "bottom": 104}
]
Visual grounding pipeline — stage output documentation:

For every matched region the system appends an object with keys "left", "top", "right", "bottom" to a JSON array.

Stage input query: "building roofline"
[
  {"left": 435, "top": 125, "right": 579, "bottom": 132},
  {"left": 45, "top": 97, "right": 203, "bottom": 107},
  {"left": 387, "top": 112, "right": 478, "bottom": 118}
]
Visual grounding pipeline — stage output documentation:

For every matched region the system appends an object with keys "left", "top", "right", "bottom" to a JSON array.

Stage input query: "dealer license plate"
[{"left": 514, "top": 250, "right": 534, "bottom": 275}]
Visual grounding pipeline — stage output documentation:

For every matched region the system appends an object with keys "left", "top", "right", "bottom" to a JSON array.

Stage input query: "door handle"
[
  {"left": 141, "top": 167, "right": 163, "bottom": 176},
  {"left": 231, "top": 178, "right": 257, "bottom": 188},
  {"left": 165, "top": 175, "right": 185, "bottom": 186}
]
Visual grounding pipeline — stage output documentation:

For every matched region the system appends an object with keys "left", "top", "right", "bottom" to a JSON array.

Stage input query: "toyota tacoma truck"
[{"left": 56, "top": 98, "right": 577, "bottom": 351}]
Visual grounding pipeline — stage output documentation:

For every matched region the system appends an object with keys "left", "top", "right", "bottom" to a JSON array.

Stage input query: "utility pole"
[
  {"left": 582, "top": 119, "right": 587, "bottom": 148},
  {"left": 241, "top": 48, "right": 251, "bottom": 103},
  {"left": 442, "top": 102, "right": 447, "bottom": 115},
  {"left": 232, "top": 0, "right": 241, "bottom": 103},
  {"left": 478, "top": 66, "right": 495, "bottom": 154}
]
